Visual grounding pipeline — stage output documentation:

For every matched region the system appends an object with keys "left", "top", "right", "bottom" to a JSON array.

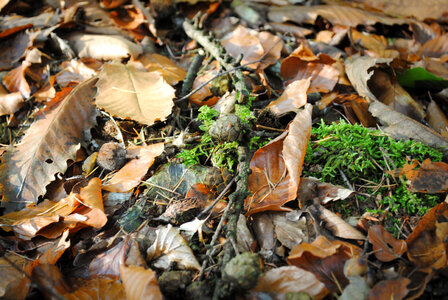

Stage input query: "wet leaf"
[
  {"left": 368, "top": 225, "right": 407, "bottom": 262},
  {"left": 96, "top": 62, "right": 175, "bottom": 126},
  {"left": 287, "top": 235, "right": 362, "bottom": 293},
  {"left": 252, "top": 266, "right": 329, "bottom": 300},
  {"left": 0, "top": 78, "right": 98, "bottom": 212},
  {"left": 245, "top": 104, "right": 312, "bottom": 215},
  {"left": 103, "top": 143, "right": 165, "bottom": 193},
  {"left": 120, "top": 264, "right": 163, "bottom": 300},
  {"left": 147, "top": 224, "right": 201, "bottom": 270}
]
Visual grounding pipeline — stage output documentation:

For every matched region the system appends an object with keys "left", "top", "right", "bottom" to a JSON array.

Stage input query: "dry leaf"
[
  {"left": 369, "top": 100, "right": 448, "bottom": 150},
  {"left": 268, "top": 5, "right": 407, "bottom": 27},
  {"left": 406, "top": 201, "right": 448, "bottom": 272},
  {"left": 64, "top": 277, "right": 126, "bottom": 300},
  {"left": 147, "top": 224, "right": 201, "bottom": 270},
  {"left": 287, "top": 235, "right": 362, "bottom": 292},
  {"left": 109, "top": 5, "right": 145, "bottom": 30},
  {"left": 0, "top": 86, "right": 23, "bottom": 116},
  {"left": 120, "top": 264, "right": 163, "bottom": 300},
  {"left": 316, "top": 205, "right": 365, "bottom": 240},
  {"left": 68, "top": 33, "right": 143, "bottom": 60},
  {"left": 426, "top": 100, "right": 448, "bottom": 136},
  {"left": 245, "top": 104, "right": 312, "bottom": 215},
  {"left": 266, "top": 78, "right": 310, "bottom": 116},
  {"left": 137, "top": 53, "right": 187, "bottom": 85},
  {"left": 0, "top": 253, "right": 30, "bottom": 300},
  {"left": 368, "top": 277, "right": 410, "bottom": 300},
  {"left": 252, "top": 266, "right": 329, "bottom": 300},
  {"left": 2, "top": 61, "right": 31, "bottom": 98},
  {"left": 272, "top": 212, "right": 311, "bottom": 249},
  {"left": 96, "top": 62, "right": 175, "bottom": 126},
  {"left": 222, "top": 25, "right": 283, "bottom": 70},
  {"left": 0, "top": 30, "right": 38, "bottom": 71},
  {"left": 90, "top": 239, "right": 129, "bottom": 278},
  {"left": 281, "top": 44, "right": 339, "bottom": 93},
  {"left": 0, "top": 78, "right": 98, "bottom": 212},
  {"left": 418, "top": 35, "right": 448, "bottom": 58},
  {"left": 55, "top": 59, "right": 98, "bottom": 87},
  {"left": 103, "top": 143, "right": 165, "bottom": 193},
  {"left": 368, "top": 225, "right": 407, "bottom": 262}
]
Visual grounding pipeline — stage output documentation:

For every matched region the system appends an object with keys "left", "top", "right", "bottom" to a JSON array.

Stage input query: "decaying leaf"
[
  {"left": 287, "top": 235, "right": 362, "bottom": 293},
  {"left": 120, "top": 264, "right": 163, "bottom": 300},
  {"left": 266, "top": 78, "right": 310, "bottom": 116},
  {"left": 68, "top": 33, "right": 143, "bottom": 60},
  {"left": 368, "top": 225, "right": 407, "bottom": 262},
  {"left": 221, "top": 24, "right": 283, "bottom": 70},
  {"left": 245, "top": 104, "right": 312, "bottom": 215},
  {"left": 369, "top": 100, "right": 448, "bottom": 150},
  {"left": 252, "top": 266, "right": 329, "bottom": 300},
  {"left": 406, "top": 201, "right": 448, "bottom": 272},
  {"left": 103, "top": 143, "right": 165, "bottom": 193},
  {"left": 0, "top": 178, "right": 107, "bottom": 239},
  {"left": 137, "top": 53, "right": 187, "bottom": 85},
  {"left": 0, "top": 78, "right": 98, "bottom": 212},
  {"left": 96, "top": 62, "right": 175, "bottom": 126},
  {"left": 147, "top": 224, "right": 201, "bottom": 270},
  {"left": 281, "top": 44, "right": 339, "bottom": 93},
  {"left": 268, "top": 5, "right": 407, "bottom": 27},
  {"left": 391, "top": 159, "right": 448, "bottom": 193}
]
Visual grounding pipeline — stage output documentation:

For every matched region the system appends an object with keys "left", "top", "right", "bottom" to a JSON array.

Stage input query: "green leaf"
[{"left": 397, "top": 67, "right": 448, "bottom": 92}]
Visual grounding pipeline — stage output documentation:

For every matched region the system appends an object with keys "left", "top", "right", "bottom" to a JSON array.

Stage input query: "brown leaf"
[
  {"left": 266, "top": 78, "right": 310, "bottom": 116},
  {"left": 245, "top": 104, "right": 312, "bottom": 215},
  {"left": 95, "top": 62, "right": 175, "bottom": 126},
  {"left": 368, "top": 225, "right": 407, "bottom": 262},
  {"left": 0, "top": 178, "right": 106, "bottom": 239},
  {"left": 64, "top": 277, "right": 126, "bottom": 300},
  {"left": 68, "top": 33, "right": 143, "bottom": 60},
  {"left": 368, "top": 277, "right": 410, "bottom": 300},
  {"left": 287, "top": 235, "right": 362, "bottom": 293},
  {"left": 252, "top": 266, "right": 329, "bottom": 300},
  {"left": 55, "top": 59, "right": 98, "bottom": 88},
  {"left": 90, "top": 239, "right": 130, "bottom": 278},
  {"left": 369, "top": 100, "right": 448, "bottom": 150},
  {"left": 0, "top": 78, "right": 98, "bottom": 212},
  {"left": 120, "top": 264, "right": 163, "bottom": 300},
  {"left": 406, "top": 201, "right": 448, "bottom": 272},
  {"left": 426, "top": 100, "right": 448, "bottom": 136},
  {"left": 137, "top": 53, "right": 187, "bottom": 85},
  {"left": 109, "top": 5, "right": 145, "bottom": 30},
  {"left": 103, "top": 143, "right": 164, "bottom": 193},
  {"left": 0, "top": 253, "right": 31, "bottom": 300},
  {"left": 316, "top": 205, "right": 365, "bottom": 240},
  {"left": 37, "top": 230, "right": 70, "bottom": 265},
  {"left": 394, "top": 159, "right": 448, "bottom": 193},
  {"left": 222, "top": 25, "right": 283, "bottom": 70},
  {"left": 0, "top": 85, "right": 23, "bottom": 116},
  {"left": 0, "top": 30, "right": 38, "bottom": 71},
  {"left": 268, "top": 5, "right": 407, "bottom": 27},
  {"left": 2, "top": 61, "right": 31, "bottom": 98},
  {"left": 350, "top": 28, "right": 398, "bottom": 58},
  {"left": 357, "top": 0, "right": 448, "bottom": 20},
  {"left": 281, "top": 44, "right": 339, "bottom": 93}
]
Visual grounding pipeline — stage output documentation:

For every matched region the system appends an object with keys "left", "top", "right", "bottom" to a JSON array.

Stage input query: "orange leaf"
[
  {"left": 368, "top": 277, "right": 410, "bottom": 300},
  {"left": 103, "top": 143, "right": 164, "bottom": 193},
  {"left": 137, "top": 53, "right": 187, "bottom": 86},
  {"left": 2, "top": 61, "right": 31, "bottom": 98},
  {"left": 287, "top": 235, "right": 362, "bottom": 293},
  {"left": 120, "top": 264, "right": 163, "bottom": 300},
  {"left": 245, "top": 104, "right": 312, "bottom": 215},
  {"left": 266, "top": 78, "right": 310, "bottom": 116},
  {"left": 368, "top": 225, "right": 407, "bottom": 262},
  {"left": 396, "top": 159, "right": 448, "bottom": 193}
]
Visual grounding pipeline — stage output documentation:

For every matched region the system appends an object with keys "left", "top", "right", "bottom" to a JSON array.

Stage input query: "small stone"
[{"left": 96, "top": 142, "right": 127, "bottom": 171}]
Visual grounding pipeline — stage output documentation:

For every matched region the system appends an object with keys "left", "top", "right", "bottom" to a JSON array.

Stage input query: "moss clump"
[{"left": 304, "top": 120, "right": 443, "bottom": 220}]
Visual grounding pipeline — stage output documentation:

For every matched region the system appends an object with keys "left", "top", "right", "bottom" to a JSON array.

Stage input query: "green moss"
[{"left": 304, "top": 120, "right": 443, "bottom": 222}]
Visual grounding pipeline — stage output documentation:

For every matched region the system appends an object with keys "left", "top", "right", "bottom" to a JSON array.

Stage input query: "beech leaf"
[
  {"left": 0, "top": 78, "right": 98, "bottom": 212},
  {"left": 120, "top": 264, "right": 163, "bottom": 300},
  {"left": 96, "top": 62, "right": 175, "bottom": 126}
]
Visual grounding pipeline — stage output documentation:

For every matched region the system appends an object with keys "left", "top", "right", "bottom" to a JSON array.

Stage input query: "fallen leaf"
[
  {"left": 406, "top": 201, "right": 448, "bottom": 272},
  {"left": 55, "top": 59, "right": 98, "bottom": 87},
  {"left": 393, "top": 159, "right": 448, "bottom": 193},
  {"left": 315, "top": 205, "right": 365, "bottom": 240},
  {"left": 0, "top": 87, "right": 23, "bottom": 116},
  {"left": 221, "top": 24, "right": 283, "bottom": 70},
  {"left": 147, "top": 224, "right": 201, "bottom": 270},
  {"left": 369, "top": 100, "right": 448, "bottom": 150},
  {"left": 0, "top": 253, "right": 30, "bottom": 300},
  {"left": 252, "top": 266, "right": 329, "bottom": 300},
  {"left": 90, "top": 239, "right": 129, "bottom": 278},
  {"left": 2, "top": 61, "right": 31, "bottom": 98},
  {"left": 120, "top": 264, "right": 163, "bottom": 300},
  {"left": 426, "top": 100, "right": 448, "bottom": 136},
  {"left": 68, "top": 33, "right": 143, "bottom": 60},
  {"left": 245, "top": 104, "right": 312, "bottom": 215},
  {"left": 0, "top": 78, "right": 98, "bottom": 212},
  {"left": 95, "top": 62, "right": 175, "bottom": 126},
  {"left": 266, "top": 78, "right": 310, "bottom": 116},
  {"left": 272, "top": 212, "right": 311, "bottom": 249},
  {"left": 268, "top": 5, "right": 407, "bottom": 27},
  {"left": 350, "top": 28, "right": 398, "bottom": 58},
  {"left": 37, "top": 230, "right": 70, "bottom": 265},
  {"left": 137, "top": 53, "right": 187, "bottom": 86},
  {"left": 287, "top": 235, "right": 362, "bottom": 293},
  {"left": 281, "top": 44, "right": 339, "bottom": 93},
  {"left": 102, "top": 143, "right": 165, "bottom": 193},
  {"left": 0, "top": 30, "right": 38, "bottom": 71},
  {"left": 357, "top": 0, "right": 448, "bottom": 20},
  {"left": 368, "top": 225, "right": 407, "bottom": 262},
  {"left": 368, "top": 277, "right": 410, "bottom": 300},
  {"left": 109, "top": 5, "right": 145, "bottom": 30}
]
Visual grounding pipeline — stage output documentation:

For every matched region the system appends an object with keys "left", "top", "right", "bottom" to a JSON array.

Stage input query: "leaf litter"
[{"left": 0, "top": 1, "right": 447, "bottom": 299}]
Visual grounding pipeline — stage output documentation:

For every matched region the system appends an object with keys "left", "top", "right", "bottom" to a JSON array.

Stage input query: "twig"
[
  {"left": 197, "top": 177, "right": 235, "bottom": 219},
  {"left": 181, "top": 49, "right": 206, "bottom": 103}
]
